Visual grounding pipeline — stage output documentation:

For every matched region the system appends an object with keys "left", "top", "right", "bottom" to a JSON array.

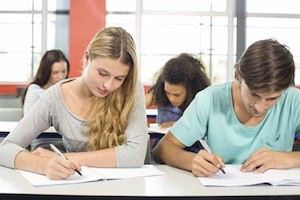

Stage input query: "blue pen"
[{"left": 199, "top": 139, "right": 226, "bottom": 174}]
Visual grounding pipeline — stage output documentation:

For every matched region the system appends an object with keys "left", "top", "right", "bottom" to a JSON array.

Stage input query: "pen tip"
[
  {"left": 220, "top": 168, "right": 226, "bottom": 174},
  {"left": 76, "top": 170, "right": 82, "bottom": 176}
]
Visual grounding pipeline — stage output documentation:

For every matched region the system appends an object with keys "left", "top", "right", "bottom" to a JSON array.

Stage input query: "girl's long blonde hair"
[{"left": 83, "top": 27, "right": 138, "bottom": 151}]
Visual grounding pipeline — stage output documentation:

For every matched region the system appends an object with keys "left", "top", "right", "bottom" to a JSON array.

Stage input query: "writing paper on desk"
[
  {"left": 17, "top": 166, "right": 102, "bottom": 187},
  {"left": 17, "top": 165, "right": 165, "bottom": 187},
  {"left": 198, "top": 164, "right": 300, "bottom": 186},
  {"left": 148, "top": 123, "right": 170, "bottom": 134},
  {"left": 89, "top": 165, "right": 165, "bottom": 179}
]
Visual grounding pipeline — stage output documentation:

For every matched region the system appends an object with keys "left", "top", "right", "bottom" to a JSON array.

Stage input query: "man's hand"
[
  {"left": 191, "top": 149, "right": 225, "bottom": 177},
  {"left": 241, "top": 147, "right": 295, "bottom": 173}
]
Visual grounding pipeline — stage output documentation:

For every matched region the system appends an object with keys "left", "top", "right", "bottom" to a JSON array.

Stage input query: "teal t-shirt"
[{"left": 170, "top": 81, "right": 300, "bottom": 164}]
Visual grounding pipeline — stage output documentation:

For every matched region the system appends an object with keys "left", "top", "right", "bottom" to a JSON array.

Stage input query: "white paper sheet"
[
  {"left": 198, "top": 164, "right": 300, "bottom": 186},
  {"left": 17, "top": 165, "right": 165, "bottom": 187}
]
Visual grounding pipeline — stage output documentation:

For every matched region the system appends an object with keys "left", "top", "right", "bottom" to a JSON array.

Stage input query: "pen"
[
  {"left": 50, "top": 143, "right": 82, "bottom": 176},
  {"left": 199, "top": 139, "right": 226, "bottom": 174}
]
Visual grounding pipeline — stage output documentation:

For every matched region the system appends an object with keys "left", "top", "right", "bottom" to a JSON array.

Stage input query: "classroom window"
[
  {"left": 1, "top": 0, "right": 300, "bottom": 85},
  {"left": 106, "top": 0, "right": 230, "bottom": 85},
  {"left": 107, "top": 0, "right": 300, "bottom": 85},
  {"left": 246, "top": 0, "right": 300, "bottom": 84},
  {"left": 0, "top": 0, "right": 69, "bottom": 83}
]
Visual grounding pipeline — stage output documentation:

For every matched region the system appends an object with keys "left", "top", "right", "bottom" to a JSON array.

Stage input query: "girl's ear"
[
  {"left": 82, "top": 51, "right": 90, "bottom": 68},
  {"left": 85, "top": 51, "right": 90, "bottom": 60}
]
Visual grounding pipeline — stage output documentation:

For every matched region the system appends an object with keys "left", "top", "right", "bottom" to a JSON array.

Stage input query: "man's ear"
[
  {"left": 237, "top": 75, "right": 242, "bottom": 83},
  {"left": 235, "top": 68, "right": 242, "bottom": 83}
]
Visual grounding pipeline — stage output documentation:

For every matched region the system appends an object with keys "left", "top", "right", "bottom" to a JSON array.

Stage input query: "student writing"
[
  {"left": 153, "top": 39, "right": 300, "bottom": 177},
  {"left": 0, "top": 27, "right": 148, "bottom": 180},
  {"left": 21, "top": 49, "right": 70, "bottom": 151}
]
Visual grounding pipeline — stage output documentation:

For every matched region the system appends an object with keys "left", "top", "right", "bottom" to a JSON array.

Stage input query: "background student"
[
  {"left": 153, "top": 39, "right": 300, "bottom": 177},
  {"left": 22, "top": 49, "right": 70, "bottom": 115},
  {"left": 146, "top": 53, "right": 210, "bottom": 152},
  {"left": 146, "top": 53, "right": 211, "bottom": 128},
  {"left": 0, "top": 27, "right": 148, "bottom": 180},
  {"left": 21, "top": 49, "right": 70, "bottom": 151}
]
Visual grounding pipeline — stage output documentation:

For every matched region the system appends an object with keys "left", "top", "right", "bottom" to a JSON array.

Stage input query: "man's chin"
[{"left": 251, "top": 112, "right": 266, "bottom": 118}]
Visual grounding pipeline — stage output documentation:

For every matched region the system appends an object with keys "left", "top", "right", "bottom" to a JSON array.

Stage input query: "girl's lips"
[{"left": 98, "top": 88, "right": 109, "bottom": 95}]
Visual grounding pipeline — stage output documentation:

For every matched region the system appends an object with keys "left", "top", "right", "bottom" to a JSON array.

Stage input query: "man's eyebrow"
[
  {"left": 250, "top": 89, "right": 282, "bottom": 99},
  {"left": 266, "top": 94, "right": 282, "bottom": 99}
]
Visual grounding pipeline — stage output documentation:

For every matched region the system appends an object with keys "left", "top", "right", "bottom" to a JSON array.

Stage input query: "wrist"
[
  {"left": 35, "top": 156, "right": 46, "bottom": 174},
  {"left": 293, "top": 152, "right": 300, "bottom": 168}
]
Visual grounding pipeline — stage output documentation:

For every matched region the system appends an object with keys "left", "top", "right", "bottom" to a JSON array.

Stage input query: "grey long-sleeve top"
[
  {"left": 23, "top": 83, "right": 45, "bottom": 115},
  {"left": 0, "top": 79, "right": 148, "bottom": 168}
]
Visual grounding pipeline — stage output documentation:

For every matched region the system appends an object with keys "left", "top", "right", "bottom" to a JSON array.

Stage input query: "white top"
[{"left": 0, "top": 79, "right": 148, "bottom": 168}]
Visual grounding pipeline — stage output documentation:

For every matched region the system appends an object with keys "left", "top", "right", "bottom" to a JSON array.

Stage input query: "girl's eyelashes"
[{"left": 98, "top": 70, "right": 126, "bottom": 81}]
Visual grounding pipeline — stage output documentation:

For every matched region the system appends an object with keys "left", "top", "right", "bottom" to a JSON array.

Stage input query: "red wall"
[
  {"left": 69, "top": 0, "right": 106, "bottom": 78},
  {"left": 0, "top": 83, "right": 26, "bottom": 96},
  {"left": 0, "top": 0, "right": 106, "bottom": 95}
]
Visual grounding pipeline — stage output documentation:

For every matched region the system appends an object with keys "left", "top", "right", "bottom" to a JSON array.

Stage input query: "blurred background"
[{"left": 0, "top": 0, "right": 300, "bottom": 96}]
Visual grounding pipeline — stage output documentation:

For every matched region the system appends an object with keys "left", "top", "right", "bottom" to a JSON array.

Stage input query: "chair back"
[{"left": 0, "top": 108, "right": 23, "bottom": 121}]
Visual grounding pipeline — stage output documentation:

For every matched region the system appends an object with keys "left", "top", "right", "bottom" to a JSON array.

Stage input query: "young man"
[{"left": 152, "top": 39, "right": 300, "bottom": 177}]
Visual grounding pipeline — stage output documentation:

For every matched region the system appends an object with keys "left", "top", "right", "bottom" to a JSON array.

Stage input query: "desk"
[
  {"left": 0, "top": 121, "right": 59, "bottom": 138},
  {"left": 1, "top": 110, "right": 158, "bottom": 136},
  {"left": 0, "top": 165, "right": 299, "bottom": 199}
]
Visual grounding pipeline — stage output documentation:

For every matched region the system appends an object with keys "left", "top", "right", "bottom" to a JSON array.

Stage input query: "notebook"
[
  {"left": 198, "top": 164, "right": 300, "bottom": 186},
  {"left": 17, "top": 165, "right": 165, "bottom": 187}
]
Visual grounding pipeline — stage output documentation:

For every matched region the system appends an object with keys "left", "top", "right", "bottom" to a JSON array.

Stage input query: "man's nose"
[{"left": 254, "top": 99, "right": 268, "bottom": 112}]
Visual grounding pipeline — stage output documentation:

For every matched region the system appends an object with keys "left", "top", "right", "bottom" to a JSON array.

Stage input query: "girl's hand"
[{"left": 36, "top": 155, "right": 82, "bottom": 180}]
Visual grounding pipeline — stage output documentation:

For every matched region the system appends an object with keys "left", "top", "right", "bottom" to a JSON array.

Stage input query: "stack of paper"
[
  {"left": 198, "top": 164, "right": 300, "bottom": 186},
  {"left": 148, "top": 123, "right": 170, "bottom": 134}
]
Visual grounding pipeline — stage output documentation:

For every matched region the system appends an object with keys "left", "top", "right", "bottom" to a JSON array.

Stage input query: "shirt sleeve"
[
  {"left": 23, "top": 84, "right": 45, "bottom": 115},
  {"left": 0, "top": 87, "right": 53, "bottom": 168},
  {"left": 170, "top": 87, "right": 211, "bottom": 147}
]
